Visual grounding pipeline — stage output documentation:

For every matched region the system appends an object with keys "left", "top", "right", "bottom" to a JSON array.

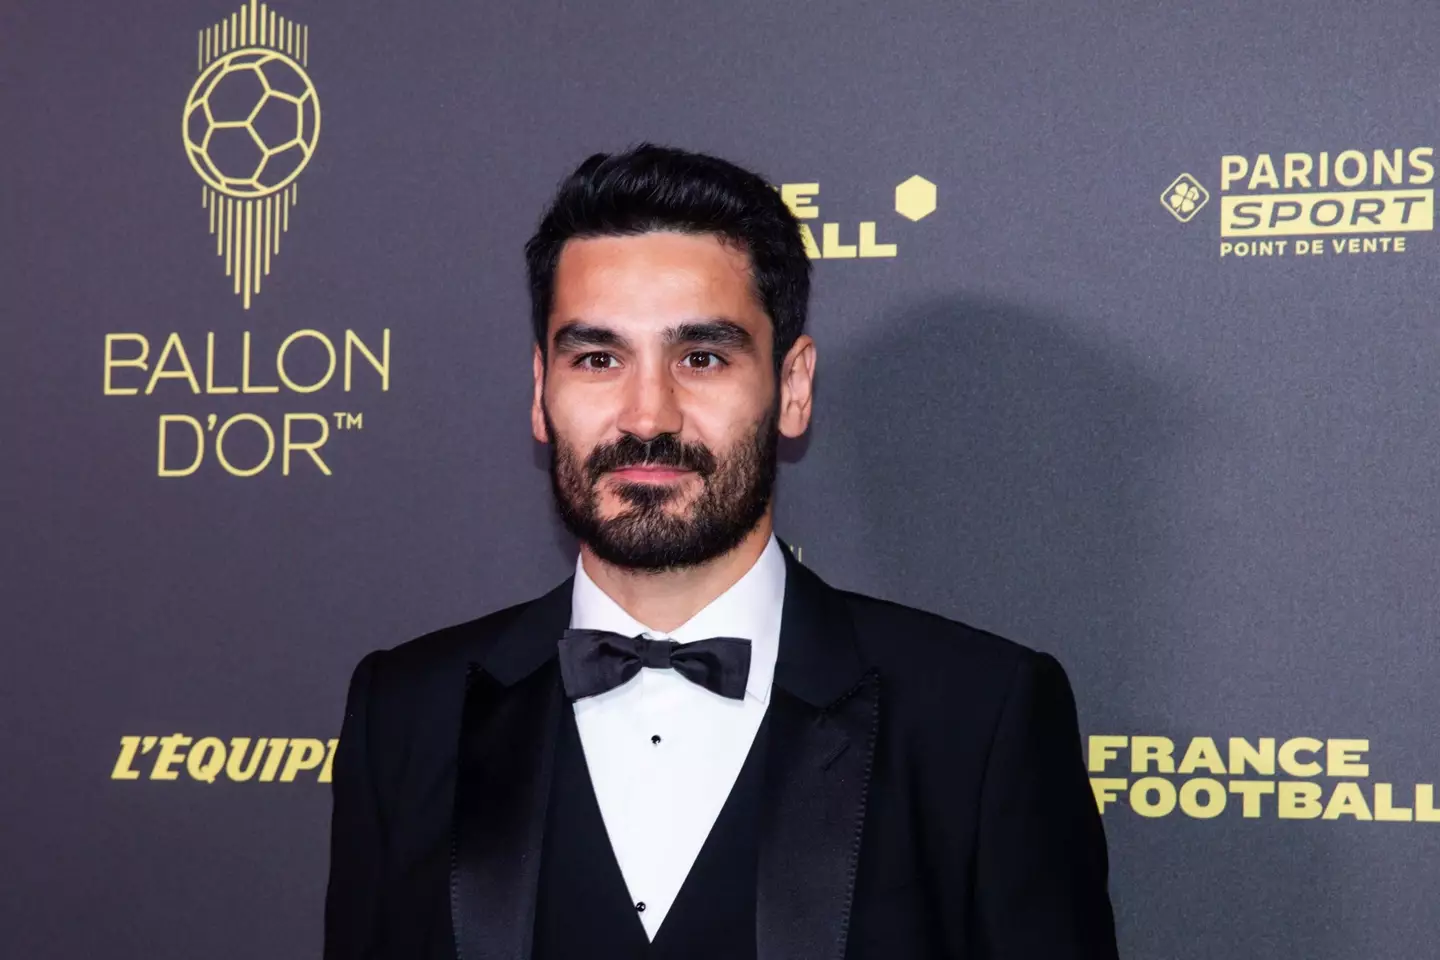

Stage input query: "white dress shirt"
[{"left": 567, "top": 534, "right": 786, "bottom": 940}]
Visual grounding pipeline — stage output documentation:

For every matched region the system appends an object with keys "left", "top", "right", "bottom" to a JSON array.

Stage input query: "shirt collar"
[{"left": 568, "top": 534, "right": 786, "bottom": 704}]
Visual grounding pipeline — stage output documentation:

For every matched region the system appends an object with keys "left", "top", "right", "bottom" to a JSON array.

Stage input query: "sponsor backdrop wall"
[{"left": 4, "top": 0, "right": 1437, "bottom": 956}]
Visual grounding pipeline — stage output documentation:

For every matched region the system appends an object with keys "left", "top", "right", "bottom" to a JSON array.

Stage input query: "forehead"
[{"left": 550, "top": 232, "right": 765, "bottom": 330}]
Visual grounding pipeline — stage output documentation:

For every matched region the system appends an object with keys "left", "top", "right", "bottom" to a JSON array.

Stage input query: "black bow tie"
[{"left": 557, "top": 627, "right": 753, "bottom": 701}]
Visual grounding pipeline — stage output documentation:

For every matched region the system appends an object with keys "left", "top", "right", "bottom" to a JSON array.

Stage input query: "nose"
[{"left": 614, "top": 359, "right": 682, "bottom": 441}]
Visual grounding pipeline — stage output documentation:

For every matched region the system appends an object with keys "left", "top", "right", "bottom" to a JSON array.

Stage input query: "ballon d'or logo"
[{"left": 184, "top": 0, "right": 320, "bottom": 308}]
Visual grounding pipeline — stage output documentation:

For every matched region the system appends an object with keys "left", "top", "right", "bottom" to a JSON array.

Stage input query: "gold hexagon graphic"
[{"left": 895, "top": 175, "right": 937, "bottom": 221}]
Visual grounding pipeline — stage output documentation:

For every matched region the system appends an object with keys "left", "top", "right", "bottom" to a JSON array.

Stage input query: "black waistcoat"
[{"left": 532, "top": 703, "right": 770, "bottom": 960}]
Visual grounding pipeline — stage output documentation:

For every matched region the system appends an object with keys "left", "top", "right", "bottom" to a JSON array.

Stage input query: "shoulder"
[
  {"left": 834, "top": 586, "right": 1076, "bottom": 727},
  {"left": 833, "top": 587, "right": 1084, "bottom": 785},
  {"left": 336, "top": 591, "right": 559, "bottom": 768},
  {"left": 387, "top": 598, "right": 529, "bottom": 669},
  {"left": 838, "top": 587, "right": 1045, "bottom": 680},
  {"left": 351, "top": 594, "right": 538, "bottom": 708}
]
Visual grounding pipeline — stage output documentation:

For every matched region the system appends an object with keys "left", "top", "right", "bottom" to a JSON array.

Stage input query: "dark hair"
[{"left": 524, "top": 143, "right": 811, "bottom": 371}]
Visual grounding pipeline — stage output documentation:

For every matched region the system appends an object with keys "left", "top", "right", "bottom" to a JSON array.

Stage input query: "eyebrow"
[
  {"left": 551, "top": 318, "right": 756, "bottom": 354},
  {"left": 551, "top": 322, "right": 626, "bottom": 353},
  {"left": 666, "top": 319, "right": 755, "bottom": 352}
]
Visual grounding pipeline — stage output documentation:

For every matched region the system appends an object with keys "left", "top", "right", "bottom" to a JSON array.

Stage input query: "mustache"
[{"left": 585, "top": 433, "right": 718, "bottom": 483}]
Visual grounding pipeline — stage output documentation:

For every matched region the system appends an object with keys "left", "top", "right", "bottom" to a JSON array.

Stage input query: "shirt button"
[
  {"left": 651, "top": 734, "right": 662, "bottom": 745},
  {"left": 636, "top": 901, "right": 647, "bottom": 912}
]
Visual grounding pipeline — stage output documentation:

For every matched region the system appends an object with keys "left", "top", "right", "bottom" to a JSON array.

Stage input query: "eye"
[
  {"left": 681, "top": 351, "right": 727, "bottom": 371},
  {"left": 573, "top": 352, "right": 618, "bottom": 371}
]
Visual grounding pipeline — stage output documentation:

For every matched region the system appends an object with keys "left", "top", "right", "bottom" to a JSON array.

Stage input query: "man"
[{"left": 325, "top": 144, "right": 1119, "bottom": 960}]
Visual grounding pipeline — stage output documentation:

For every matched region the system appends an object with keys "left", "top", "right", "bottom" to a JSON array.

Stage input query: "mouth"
[{"left": 608, "top": 465, "right": 694, "bottom": 483}]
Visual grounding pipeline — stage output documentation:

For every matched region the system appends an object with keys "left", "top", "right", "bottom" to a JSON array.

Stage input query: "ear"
[
  {"left": 776, "top": 334, "right": 816, "bottom": 439},
  {"left": 531, "top": 344, "right": 549, "bottom": 444}
]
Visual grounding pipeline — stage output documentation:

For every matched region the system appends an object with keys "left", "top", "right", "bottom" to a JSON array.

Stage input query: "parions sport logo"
[{"left": 1162, "top": 148, "right": 1435, "bottom": 260}]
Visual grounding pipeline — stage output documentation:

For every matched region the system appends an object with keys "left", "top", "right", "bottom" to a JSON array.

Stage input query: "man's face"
[{"left": 531, "top": 231, "right": 813, "bottom": 572}]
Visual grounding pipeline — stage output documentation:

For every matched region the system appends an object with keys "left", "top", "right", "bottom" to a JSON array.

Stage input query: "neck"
[{"left": 578, "top": 513, "right": 775, "bottom": 633}]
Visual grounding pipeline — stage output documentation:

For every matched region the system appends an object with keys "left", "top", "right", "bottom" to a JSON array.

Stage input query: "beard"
[{"left": 544, "top": 400, "right": 779, "bottom": 572}]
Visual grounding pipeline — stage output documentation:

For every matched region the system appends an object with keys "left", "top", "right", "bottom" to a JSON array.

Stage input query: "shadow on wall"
[{"left": 820, "top": 295, "right": 1343, "bottom": 960}]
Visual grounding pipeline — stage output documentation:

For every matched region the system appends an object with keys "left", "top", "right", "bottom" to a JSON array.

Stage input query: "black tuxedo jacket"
[{"left": 325, "top": 545, "right": 1119, "bottom": 959}]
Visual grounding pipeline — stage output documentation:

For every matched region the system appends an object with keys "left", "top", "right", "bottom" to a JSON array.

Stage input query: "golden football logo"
[{"left": 185, "top": 0, "right": 320, "bottom": 308}]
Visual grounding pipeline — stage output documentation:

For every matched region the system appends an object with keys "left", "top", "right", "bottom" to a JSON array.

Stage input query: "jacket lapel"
[
  {"left": 451, "top": 577, "right": 573, "bottom": 960},
  {"left": 757, "top": 543, "right": 880, "bottom": 960}
]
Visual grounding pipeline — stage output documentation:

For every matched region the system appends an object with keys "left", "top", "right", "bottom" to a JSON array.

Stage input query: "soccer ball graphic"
[{"left": 183, "top": 48, "right": 320, "bottom": 198}]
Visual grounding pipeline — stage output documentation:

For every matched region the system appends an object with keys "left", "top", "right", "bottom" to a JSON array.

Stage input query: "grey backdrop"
[{"left": 4, "top": 1, "right": 1438, "bottom": 957}]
